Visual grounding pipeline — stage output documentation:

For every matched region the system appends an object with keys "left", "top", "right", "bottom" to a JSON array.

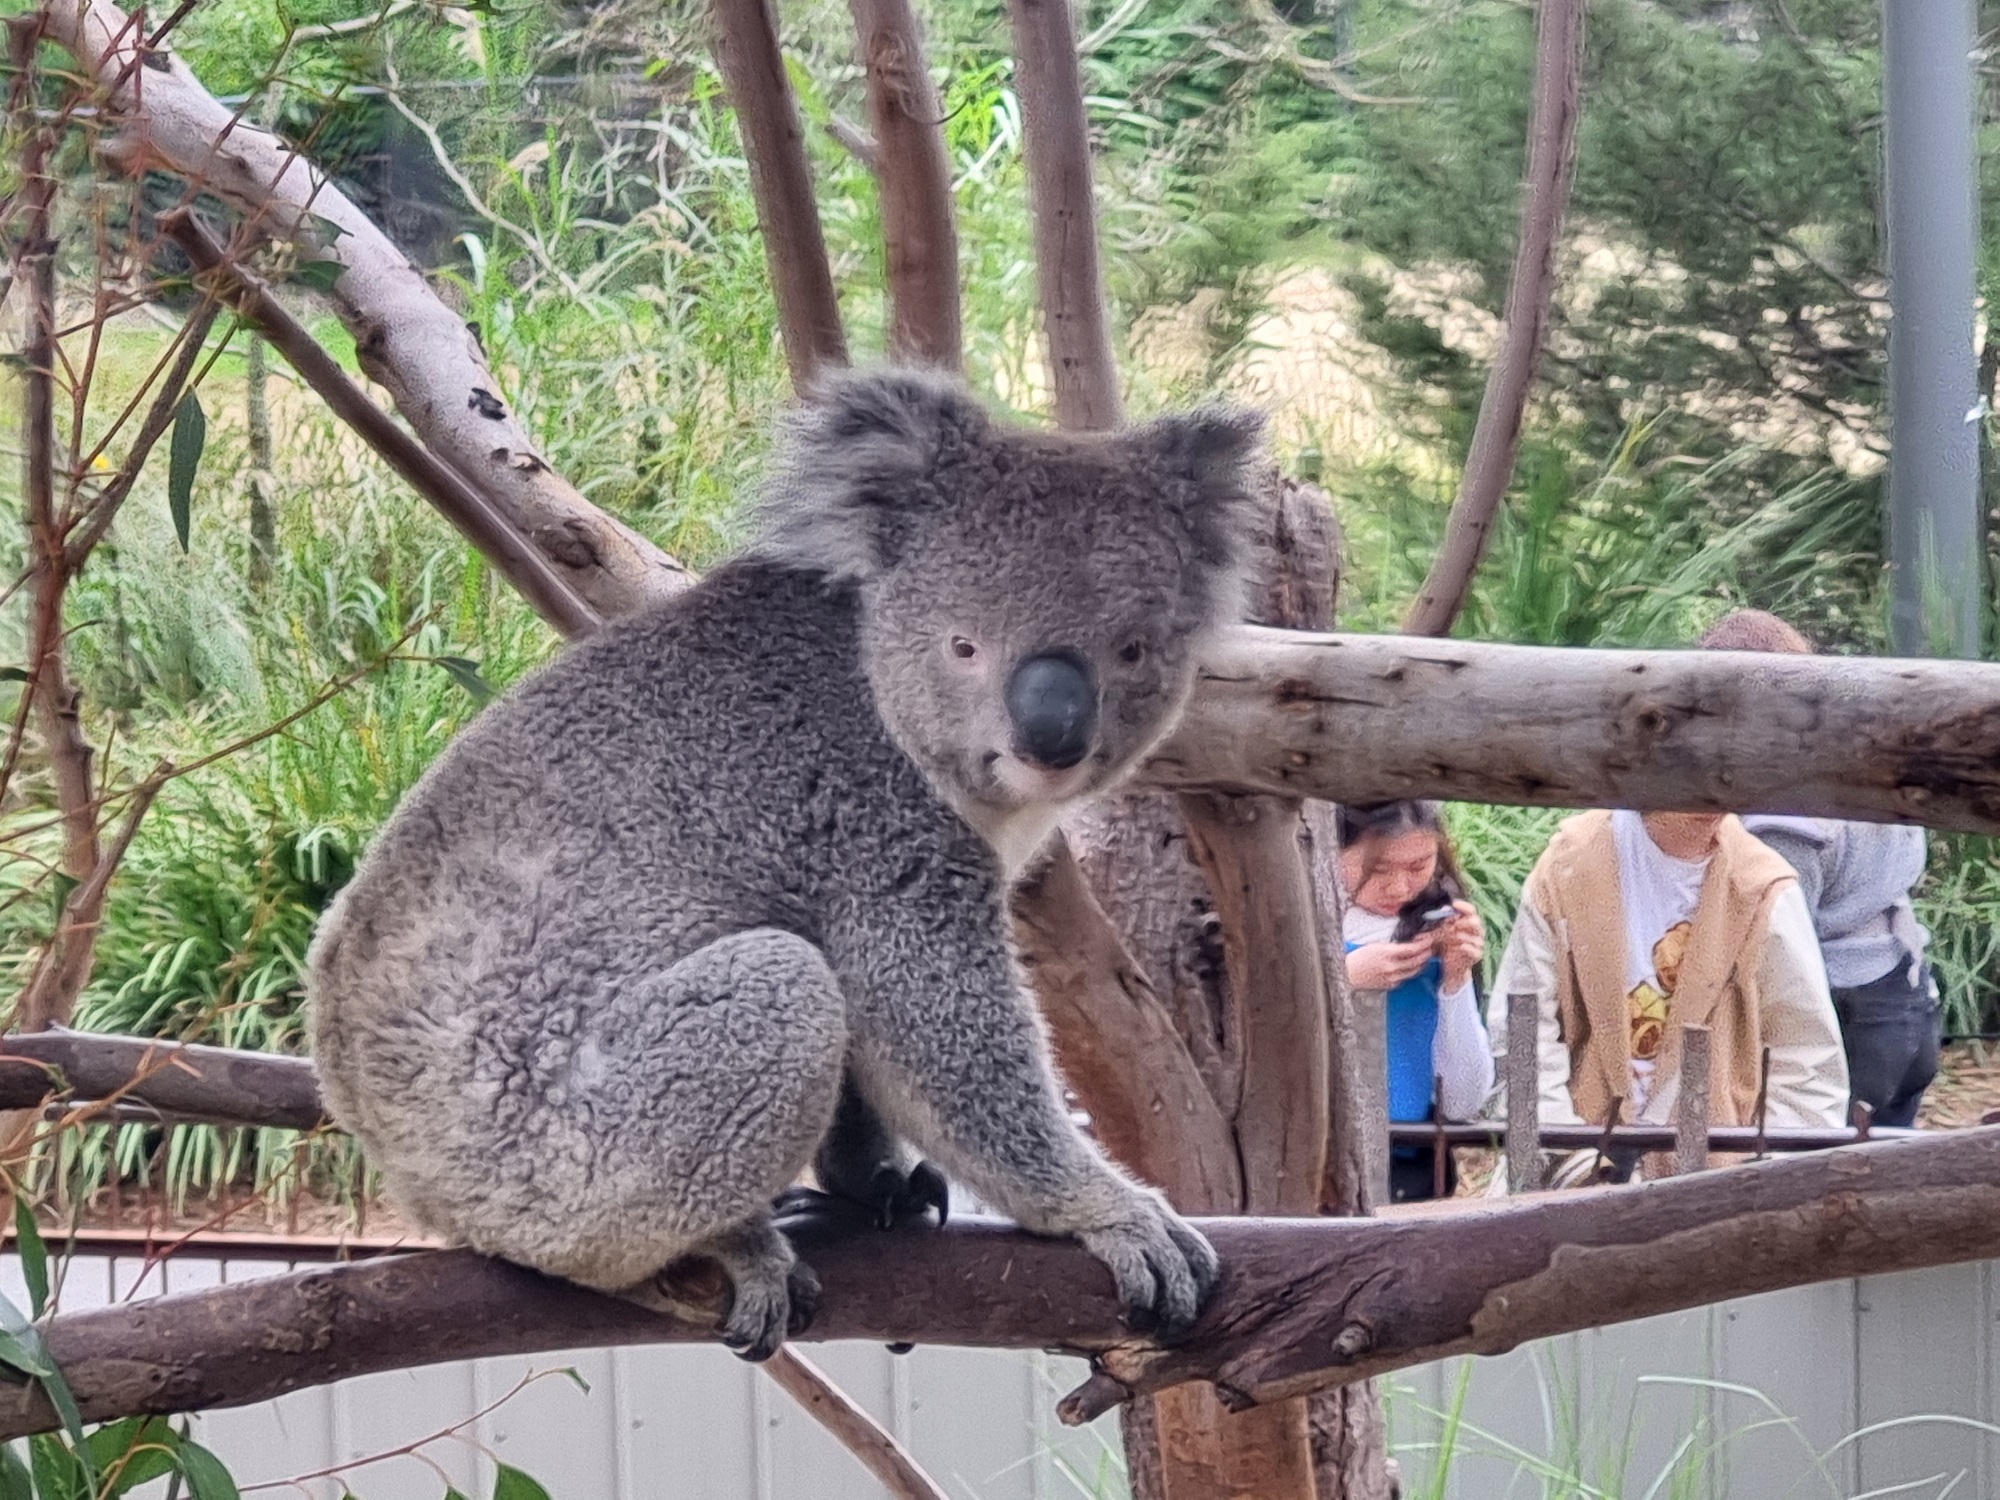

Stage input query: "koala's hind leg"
[
  {"left": 623, "top": 1212, "right": 822, "bottom": 1363},
  {"left": 525, "top": 927, "right": 846, "bottom": 1358}
]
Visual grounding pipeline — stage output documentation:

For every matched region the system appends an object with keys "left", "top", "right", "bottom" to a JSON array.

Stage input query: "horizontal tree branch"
[
  {"left": 0, "top": 1129, "right": 1994, "bottom": 1440},
  {"left": 0, "top": 1032, "right": 324, "bottom": 1132},
  {"left": 1145, "top": 628, "right": 2000, "bottom": 832}
]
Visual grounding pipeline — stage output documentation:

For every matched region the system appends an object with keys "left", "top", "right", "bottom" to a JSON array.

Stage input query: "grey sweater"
[{"left": 1740, "top": 815, "right": 1930, "bottom": 990}]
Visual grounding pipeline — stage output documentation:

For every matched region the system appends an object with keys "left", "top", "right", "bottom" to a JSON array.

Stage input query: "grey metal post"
[
  {"left": 1505, "top": 991, "right": 1541, "bottom": 1193},
  {"left": 1883, "top": 0, "right": 1984, "bottom": 657},
  {"left": 1675, "top": 1023, "right": 1712, "bottom": 1177},
  {"left": 1356, "top": 984, "right": 1391, "bottom": 1208}
]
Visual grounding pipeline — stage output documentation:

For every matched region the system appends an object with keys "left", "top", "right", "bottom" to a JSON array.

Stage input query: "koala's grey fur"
[{"left": 308, "top": 368, "right": 1263, "bottom": 1361}]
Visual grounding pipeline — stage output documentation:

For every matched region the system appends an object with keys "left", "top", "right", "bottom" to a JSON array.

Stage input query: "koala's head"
[{"left": 756, "top": 368, "right": 1264, "bottom": 816}]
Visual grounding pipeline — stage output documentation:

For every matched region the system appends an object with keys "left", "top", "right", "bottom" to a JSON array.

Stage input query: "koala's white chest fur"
[{"left": 964, "top": 801, "right": 1067, "bottom": 880}]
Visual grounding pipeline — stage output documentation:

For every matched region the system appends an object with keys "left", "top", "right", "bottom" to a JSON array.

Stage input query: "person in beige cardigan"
[{"left": 1486, "top": 806, "right": 1850, "bottom": 1181}]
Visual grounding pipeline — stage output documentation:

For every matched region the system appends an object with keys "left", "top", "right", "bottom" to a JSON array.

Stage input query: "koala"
[{"left": 307, "top": 368, "right": 1262, "bottom": 1362}]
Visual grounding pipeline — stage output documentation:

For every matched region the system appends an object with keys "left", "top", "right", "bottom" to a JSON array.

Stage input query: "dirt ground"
[{"left": 1917, "top": 1040, "right": 2000, "bottom": 1129}]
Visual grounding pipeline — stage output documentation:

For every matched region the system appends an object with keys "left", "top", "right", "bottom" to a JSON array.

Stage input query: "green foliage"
[{"left": 8, "top": 0, "right": 2000, "bottom": 1236}]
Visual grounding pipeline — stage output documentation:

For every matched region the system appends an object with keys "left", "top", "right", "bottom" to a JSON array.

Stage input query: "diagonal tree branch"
[
  {"left": 165, "top": 215, "right": 601, "bottom": 640},
  {"left": 1, "top": 1130, "right": 1996, "bottom": 1442},
  {"left": 41, "top": 0, "right": 692, "bottom": 617},
  {"left": 1402, "top": 0, "right": 1587, "bottom": 636}
]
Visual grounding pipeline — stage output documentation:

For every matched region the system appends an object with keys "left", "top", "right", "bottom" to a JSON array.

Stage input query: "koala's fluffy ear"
[
  {"left": 755, "top": 366, "right": 988, "bottom": 580},
  {"left": 1137, "top": 404, "right": 1269, "bottom": 613}
]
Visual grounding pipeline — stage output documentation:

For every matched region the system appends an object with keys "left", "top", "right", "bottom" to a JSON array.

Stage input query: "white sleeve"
[
  {"left": 1433, "top": 976, "right": 1495, "bottom": 1120},
  {"left": 1754, "top": 885, "right": 1850, "bottom": 1128},
  {"left": 1485, "top": 901, "right": 1586, "bottom": 1126}
]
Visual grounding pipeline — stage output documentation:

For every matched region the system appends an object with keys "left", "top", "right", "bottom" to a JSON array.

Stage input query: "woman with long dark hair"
[{"left": 1335, "top": 800, "right": 1492, "bottom": 1201}]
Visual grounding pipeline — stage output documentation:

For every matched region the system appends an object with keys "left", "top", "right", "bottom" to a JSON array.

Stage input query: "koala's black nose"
[{"left": 1006, "top": 652, "right": 1097, "bottom": 770}]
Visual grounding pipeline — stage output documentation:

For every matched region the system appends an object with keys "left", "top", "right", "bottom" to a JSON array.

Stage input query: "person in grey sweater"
[{"left": 1701, "top": 611, "right": 1940, "bottom": 1127}]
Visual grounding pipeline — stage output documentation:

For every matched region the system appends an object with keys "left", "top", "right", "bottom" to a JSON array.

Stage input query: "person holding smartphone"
[{"left": 1335, "top": 800, "right": 1492, "bottom": 1201}]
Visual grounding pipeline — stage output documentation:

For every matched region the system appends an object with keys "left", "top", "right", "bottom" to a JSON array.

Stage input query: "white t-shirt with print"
[{"left": 1611, "top": 810, "right": 1709, "bottom": 1115}]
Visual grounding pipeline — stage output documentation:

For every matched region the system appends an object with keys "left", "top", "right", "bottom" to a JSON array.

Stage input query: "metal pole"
[
  {"left": 1883, "top": 0, "right": 1984, "bottom": 657},
  {"left": 1505, "top": 991, "right": 1541, "bottom": 1193},
  {"left": 1675, "top": 1023, "right": 1712, "bottom": 1177}
]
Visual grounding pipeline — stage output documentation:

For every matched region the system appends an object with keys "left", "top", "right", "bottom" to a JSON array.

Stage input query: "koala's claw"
[
  {"left": 1078, "top": 1204, "right": 1220, "bottom": 1343},
  {"left": 771, "top": 1185, "right": 847, "bottom": 1223},
  {"left": 721, "top": 1256, "right": 820, "bottom": 1363},
  {"left": 785, "top": 1258, "right": 822, "bottom": 1337},
  {"left": 867, "top": 1160, "right": 950, "bottom": 1230}
]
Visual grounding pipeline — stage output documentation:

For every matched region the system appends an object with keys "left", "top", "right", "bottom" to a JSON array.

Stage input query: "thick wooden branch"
[
  {"left": 1145, "top": 629, "right": 2000, "bottom": 832},
  {"left": 42, "top": 0, "right": 690, "bottom": 618},
  {"left": 848, "top": 0, "right": 962, "bottom": 369},
  {"left": 3, "top": 1131, "right": 1997, "bottom": 1441},
  {"left": 0, "top": 1032, "right": 325, "bottom": 1131},
  {"left": 168, "top": 217, "right": 599, "bottom": 640},
  {"left": 1007, "top": 0, "right": 1122, "bottom": 430},
  {"left": 710, "top": 0, "right": 851, "bottom": 387},
  {"left": 1403, "top": 0, "right": 1586, "bottom": 636}
]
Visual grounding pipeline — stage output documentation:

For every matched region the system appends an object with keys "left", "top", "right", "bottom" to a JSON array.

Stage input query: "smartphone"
[{"left": 1392, "top": 900, "right": 1459, "bottom": 945}]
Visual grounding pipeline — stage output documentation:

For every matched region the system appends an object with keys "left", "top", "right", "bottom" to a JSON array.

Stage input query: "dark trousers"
[
  {"left": 1834, "top": 962, "right": 1941, "bottom": 1130},
  {"left": 1388, "top": 1139, "right": 1458, "bottom": 1203}
]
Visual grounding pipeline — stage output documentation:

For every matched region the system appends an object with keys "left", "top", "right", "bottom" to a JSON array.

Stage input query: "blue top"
[{"left": 1348, "top": 941, "right": 1445, "bottom": 1123}]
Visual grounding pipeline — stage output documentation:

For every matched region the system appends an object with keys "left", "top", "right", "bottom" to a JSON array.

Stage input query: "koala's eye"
[
  {"left": 949, "top": 636, "right": 979, "bottom": 660},
  {"left": 1118, "top": 640, "right": 1146, "bottom": 665}
]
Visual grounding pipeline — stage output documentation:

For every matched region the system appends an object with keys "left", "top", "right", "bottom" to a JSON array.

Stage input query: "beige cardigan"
[{"left": 1487, "top": 811, "right": 1849, "bottom": 1131}]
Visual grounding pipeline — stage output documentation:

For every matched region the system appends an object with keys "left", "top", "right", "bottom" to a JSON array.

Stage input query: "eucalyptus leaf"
[
  {"left": 0, "top": 1443, "right": 29, "bottom": 1500},
  {"left": 87, "top": 1416, "right": 181, "bottom": 1497},
  {"left": 28, "top": 1434, "right": 82, "bottom": 1500},
  {"left": 491, "top": 1464, "right": 553, "bottom": 1500},
  {"left": 13, "top": 1202, "right": 47, "bottom": 1320},
  {"left": 175, "top": 1440, "right": 238, "bottom": 1500},
  {"left": 435, "top": 656, "right": 494, "bottom": 705},
  {"left": 291, "top": 258, "right": 345, "bottom": 293},
  {"left": 168, "top": 392, "right": 206, "bottom": 553}
]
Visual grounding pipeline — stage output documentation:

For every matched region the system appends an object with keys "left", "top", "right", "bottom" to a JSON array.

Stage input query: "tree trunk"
[
  {"left": 708, "top": 0, "right": 851, "bottom": 388},
  {"left": 1006, "top": 0, "right": 1122, "bottom": 430},
  {"left": 847, "top": 0, "right": 962, "bottom": 369},
  {"left": 1402, "top": 0, "right": 1586, "bottom": 636},
  {"left": 244, "top": 335, "right": 277, "bottom": 591}
]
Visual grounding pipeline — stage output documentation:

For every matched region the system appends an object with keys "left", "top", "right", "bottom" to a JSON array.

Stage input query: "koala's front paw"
[
  {"left": 1076, "top": 1198, "right": 1220, "bottom": 1341},
  {"left": 720, "top": 1256, "right": 822, "bottom": 1363}
]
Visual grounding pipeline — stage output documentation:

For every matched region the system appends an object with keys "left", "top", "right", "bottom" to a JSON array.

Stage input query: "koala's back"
[{"left": 307, "top": 558, "right": 949, "bottom": 1251}]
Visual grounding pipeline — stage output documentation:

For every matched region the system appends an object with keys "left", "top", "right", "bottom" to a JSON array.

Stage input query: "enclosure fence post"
[
  {"left": 1505, "top": 991, "right": 1540, "bottom": 1194},
  {"left": 1676, "top": 1023, "right": 1712, "bottom": 1176}
]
